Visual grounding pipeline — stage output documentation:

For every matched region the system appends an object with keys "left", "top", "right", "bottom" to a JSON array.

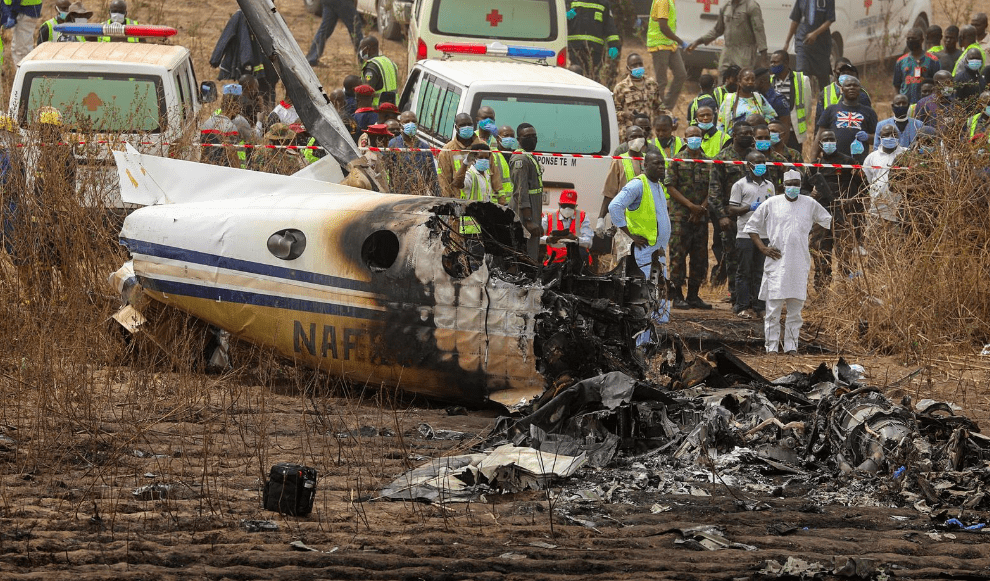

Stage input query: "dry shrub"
[{"left": 810, "top": 108, "right": 990, "bottom": 358}]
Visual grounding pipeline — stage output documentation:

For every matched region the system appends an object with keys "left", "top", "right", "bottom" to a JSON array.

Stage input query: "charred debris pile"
[{"left": 383, "top": 348, "right": 990, "bottom": 515}]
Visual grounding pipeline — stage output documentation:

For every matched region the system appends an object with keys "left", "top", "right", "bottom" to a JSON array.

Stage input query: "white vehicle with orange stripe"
[{"left": 399, "top": 57, "right": 619, "bottom": 217}]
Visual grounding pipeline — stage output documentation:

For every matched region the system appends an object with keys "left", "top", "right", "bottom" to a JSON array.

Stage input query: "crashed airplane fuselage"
[{"left": 113, "top": 149, "right": 652, "bottom": 406}]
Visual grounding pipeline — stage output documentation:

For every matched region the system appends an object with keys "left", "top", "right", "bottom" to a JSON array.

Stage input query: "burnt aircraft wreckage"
[{"left": 108, "top": 2, "right": 655, "bottom": 407}]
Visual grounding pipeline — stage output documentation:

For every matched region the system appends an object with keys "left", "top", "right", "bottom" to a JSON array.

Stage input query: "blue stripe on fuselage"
[
  {"left": 141, "top": 277, "right": 385, "bottom": 320},
  {"left": 121, "top": 237, "right": 374, "bottom": 294}
]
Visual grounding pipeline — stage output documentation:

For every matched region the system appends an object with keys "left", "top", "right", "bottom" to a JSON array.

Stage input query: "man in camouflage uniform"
[
  {"left": 613, "top": 53, "right": 663, "bottom": 134},
  {"left": 665, "top": 125, "right": 712, "bottom": 309},
  {"left": 708, "top": 120, "right": 755, "bottom": 302}
]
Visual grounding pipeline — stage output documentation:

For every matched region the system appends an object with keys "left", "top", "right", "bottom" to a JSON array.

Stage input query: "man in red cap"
[
  {"left": 541, "top": 190, "right": 593, "bottom": 265},
  {"left": 377, "top": 102, "right": 400, "bottom": 124},
  {"left": 352, "top": 85, "right": 378, "bottom": 137}
]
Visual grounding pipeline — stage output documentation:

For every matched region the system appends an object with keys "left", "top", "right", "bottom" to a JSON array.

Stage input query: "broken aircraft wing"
[{"left": 236, "top": 0, "right": 359, "bottom": 168}]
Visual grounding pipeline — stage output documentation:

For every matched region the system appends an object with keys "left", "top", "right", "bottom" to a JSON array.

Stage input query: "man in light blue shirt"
[{"left": 609, "top": 151, "right": 672, "bottom": 341}]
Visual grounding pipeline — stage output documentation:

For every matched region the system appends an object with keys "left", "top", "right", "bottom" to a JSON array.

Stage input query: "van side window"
[
  {"left": 418, "top": 75, "right": 440, "bottom": 131},
  {"left": 175, "top": 71, "right": 190, "bottom": 122},
  {"left": 398, "top": 69, "right": 420, "bottom": 111},
  {"left": 436, "top": 85, "right": 461, "bottom": 139}
]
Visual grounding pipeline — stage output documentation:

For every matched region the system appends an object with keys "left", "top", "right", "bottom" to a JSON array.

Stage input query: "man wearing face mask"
[
  {"left": 360, "top": 37, "right": 399, "bottom": 107},
  {"left": 614, "top": 53, "right": 663, "bottom": 131},
  {"left": 874, "top": 94, "right": 923, "bottom": 149},
  {"left": 385, "top": 111, "right": 439, "bottom": 197},
  {"left": 768, "top": 119, "right": 802, "bottom": 166},
  {"left": 666, "top": 125, "right": 712, "bottom": 310},
  {"left": 474, "top": 107, "right": 499, "bottom": 148},
  {"left": 952, "top": 25, "right": 987, "bottom": 76},
  {"left": 769, "top": 50, "right": 812, "bottom": 149},
  {"left": 727, "top": 151, "right": 774, "bottom": 318},
  {"left": 863, "top": 125, "right": 907, "bottom": 225},
  {"left": 439, "top": 113, "right": 501, "bottom": 199},
  {"left": 815, "top": 60, "right": 872, "bottom": 126},
  {"left": 542, "top": 190, "right": 593, "bottom": 265},
  {"left": 454, "top": 144, "right": 496, "bottom": 236},
  {"left": 36, "top": 0, "right": 70, "bottom": 45},
  {"left": 966, "top": 91, "right": 990, "bottom": 141},
  {"left": 893, "top": 28, "right": 940, "bottom": 106},
  {"left": 510, "top": 124, "right": 545, "bottom": 261},
  {"left": 2, "top": 0, "right": 41, "bottom": 63},
  {"left": 915, "top": 70, "right": 956, "bottom": 129},
  {"left": 744, "top": 170, "right": 831, "bottom": 354},
  {"left": 708, "top": 120, "right": 755, "bottom": 301},
  {"left": 694, "top": 106, "right": 729, "bottom": 157},
  {"left": 601, "top": 125, "right": 649, "bottom": 227},
  {"left": 612, "top": 114, "right": 659, "bottom": 155},
  {"left": 953, "top": 47, "right": 987, "bottom": 106},
  {"left": 609, "top": 150, "right": 672, "bottom": 339},
  {"left": 96, "top": 0, "right": 138, "bottom": 42},
  {"left": 491, "top": 126, "right": 517, "bottom": 205},
  {"left": 816, "top": 75, "right": 877, "bottom": 160},
  {"left": 755, "top": 123, "right": 791, "bottom": 195},
  {"left": 805, "top": 129, "right": 858, "bottom": 290}
]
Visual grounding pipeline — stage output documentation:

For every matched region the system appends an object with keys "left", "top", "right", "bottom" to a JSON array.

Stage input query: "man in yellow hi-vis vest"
[
  {"left": 359, "top": 36, "right": 399, "bottom": 107},
  {"left": 97, "top": 0, "right": 139, "bottom": 43},
  {"left": 3, "top": 0, "right": 42, "bottom": 64},
  {"left": 608, "top": 150, "right": 672, "bottom": 342},
  {"left": 648, "top": 0, "right": 687, "bottom": 110}
]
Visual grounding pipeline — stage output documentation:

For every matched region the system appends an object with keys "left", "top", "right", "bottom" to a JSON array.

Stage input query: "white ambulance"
[{"left": 398, "top": 57, "right": 620, "bottom": 217}]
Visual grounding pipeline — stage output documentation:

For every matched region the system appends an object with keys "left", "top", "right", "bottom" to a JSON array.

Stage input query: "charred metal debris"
[
  {"left": 383, "top": 347, "right": 990, "bottom": 516},
  {"left": 430, "top": 200, "right": 657, "bottom": 385}
]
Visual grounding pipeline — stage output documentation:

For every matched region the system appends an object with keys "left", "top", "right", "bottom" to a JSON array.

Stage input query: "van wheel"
[
  {"left": 830, "top": 33, "right": 843, "bottom": 70},
  {"left": 304, "top": 0, "right": 322, "bottom": 17},
  {"left": 377, "top": 0, "right": 403, "bottom": 40}
]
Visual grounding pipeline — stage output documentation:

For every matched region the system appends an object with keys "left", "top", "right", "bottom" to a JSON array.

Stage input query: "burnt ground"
[{"left": 2, "top": 299, "right": 989, "bottom": 580}]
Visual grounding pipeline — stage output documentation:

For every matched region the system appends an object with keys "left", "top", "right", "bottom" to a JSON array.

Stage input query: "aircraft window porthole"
[
  {"left": 267, "top": 229, "right": 307, "bottom": 260},
  {"left": 361, "top": 230, "right": 400, "bottom": 272}
]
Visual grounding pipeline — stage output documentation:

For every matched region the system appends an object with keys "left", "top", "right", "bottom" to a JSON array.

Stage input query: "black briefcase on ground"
[{"left": 263, "top": 463, "right": 317, "bottom": 516}]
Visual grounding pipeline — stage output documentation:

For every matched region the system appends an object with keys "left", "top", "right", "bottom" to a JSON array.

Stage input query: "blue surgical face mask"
[
  {"left": 697, "top": 121, "right": 714, "bottom": 131},
  {"left": 58, "top": 10, "right": 69, "bottom": 19},
  {"left": 838, "top": 74, "right": 851, "bottom": 86},
  {"left": 457, "top": 125, "right": 475, "bottom": 140},
  {"left": 402, "top": 122, "right": 417, "bottom": 136},
  {"left": 474, "top": 158, "right": 490, "bottom": 173},
  {"left": 968, "top": 59, "right": 983, "bottom": 71},
  {"left": 630, "top": 66, "right": 646, "bottom": 79},
  {"left": 770, "top": 132, "right": 781, "bottom": 144},
  {"left": 985, "top": 105, "right": 990, "bottom": 116},
  {"left": 821, "top": 141, "right": 837, "bottom": 154},
  {"left": 769, "top": 64, "right": 785, "bottom": 76},
  {"left": 500, "top": 136, "right": 518, "bottom": 150},
  {"left": 755, "top": 139, "right": 771, "bottom": 151},
  {"left": 479, "top": 118, "right": 496, "bottom": 133},
  {"left": 880, "top": 136, "right": 899, "bottom": 149},
  {"left": 919, "top": 145, "right": 932, "bottom": 155},
  {"left": 784, "top": 185, "right": 800, "bottom": 199},
  {"left": 751, "top": 163, "right": 767, "bottom": 177},
  {"left": 850, "top": 140, "right": 865, "bottom": 155},
  {"left": 686, "top": 136, "right": 703, "bottom": 150}
]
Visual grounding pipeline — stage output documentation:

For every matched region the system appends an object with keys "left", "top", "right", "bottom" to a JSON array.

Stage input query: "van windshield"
[
  {"left": 474, "top": 93, "right": 609, "bottom": 155},
  {"left": 431, "top": 0, "right": 556, "bottom": 41},
  {"left": 22, "top": 72, "right": 166, "bottom": 132}
]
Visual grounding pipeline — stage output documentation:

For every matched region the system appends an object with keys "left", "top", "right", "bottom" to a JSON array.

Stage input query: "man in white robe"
[{"left": 743, "top": 170, "right": 832, "bottom": 353}]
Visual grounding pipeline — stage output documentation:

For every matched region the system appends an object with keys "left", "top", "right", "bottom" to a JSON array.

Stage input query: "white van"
[
  {"left": 398, "top": 59, "right": 619, "bottom": 217},
  {"left": 656, "top": 0, "right": 932, "bottom": 76},
  {"left": 9, "top": 41, "right": 213, "bottom": 209},
  {"left": 406, "top": 0, "right": 568, "bottom": 71}
]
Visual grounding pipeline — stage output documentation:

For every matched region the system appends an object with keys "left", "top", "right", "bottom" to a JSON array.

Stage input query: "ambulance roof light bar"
[
  {"left": 53, "top": 23, "right": 178, "bottom": 38},
  {"left": 435, "top": 42, "right": 555, "bottom": 64}
]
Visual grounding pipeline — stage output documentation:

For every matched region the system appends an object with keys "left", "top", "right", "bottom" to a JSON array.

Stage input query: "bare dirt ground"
[{"left": 2, "top": 2, "right": 989, "bottom": 579}]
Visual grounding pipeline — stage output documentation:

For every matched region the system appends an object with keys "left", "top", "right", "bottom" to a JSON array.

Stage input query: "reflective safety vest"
[
  {"left": 625, "top": 175, "right": 660, "bottom": 246},
  {"left": 646, "top": 0, "right": 677, "bottom": 50},
  {"left": 514, "top": 149, "right": 544, "bottom": 195},
  {"left": 953, "top": 43, "right": 988, "bottom": 76},
  {"left": 701, "top": 130, "right": 729, "bottom": 158},
  {"left": 653, "top": 136, "right": 683, "bottom": 161},
  {"left": 567, "top": 1, "right": 620, "bottom": 46},
  {"left": 459, "top": 168, "right": 492, "bottom": 235},
  {"left": 968, "top": 113, "right": 990, "bottom": 139},
  {"left": 771, "top": 70, "right": 808, "bottom": 136},
  {"left": 618, "top": 152, "right": 639, "bottom": 182},
  {"left": 687, "top": 92, "right": 715, "bottom": 124},
  {"left": 492, "top": 150, "right": 513, "bottom": 202},
  {"left": 366, "top": 56, "right": 398, "bottom": 107},
  {"left": 303, "top": 137, "right": 320, "bottom": 165},
  {"left": 822, "top": 83, "right": 871, "bottom": 109},
  {"left": 98, "top": 18, "right": 139, "bottom": 42},
  {"left": 40, "top": 17, "right": 58, "bottom": 43},
  {"left": 928, "top": 44, "right": 944, "bottom": 54},
  {"left": 713, "top": 86, "right": 731, "bottom": 108},
  {"left": 544, "top": 210, "right": 589, "bottom": 265},
  {"left": 4, "top": 0, "right": 42, "bottom": 4},
  {"left": 907, "top": 103, "right": 917, "bottom": 118}
]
